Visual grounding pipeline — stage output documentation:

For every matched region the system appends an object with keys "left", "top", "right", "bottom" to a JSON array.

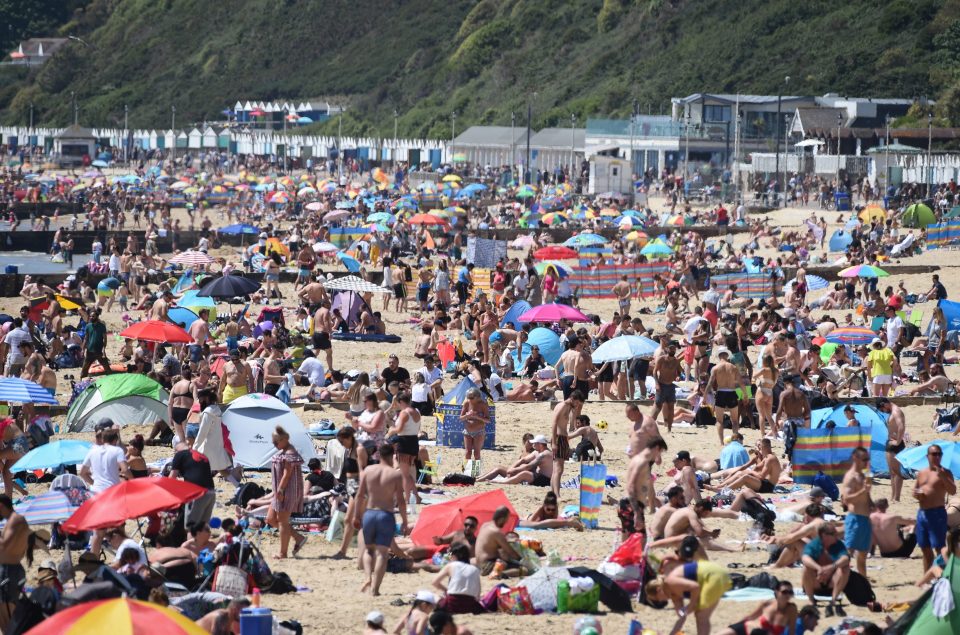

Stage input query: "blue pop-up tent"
[
  {"left": 500, "top": 300, "right": 531, "bottom": 329},
  {"left": 812, "top": 404, "right": 888, "bottom": 474},
  {"left": 511, "top": 327, "right": 563, "bottom": 368},
  {"left": 938, "top": 299, "right": 960, "bottom": 331},
  {"left": 828, "top": 230, "right": 854, "bottom": 252}
]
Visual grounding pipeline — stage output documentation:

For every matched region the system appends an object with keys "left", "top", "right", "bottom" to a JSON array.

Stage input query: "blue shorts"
[
  {"left": 226, "top": 336, "right": 238, "bottom": 351},
  {"left": 916, "top": 506, "right": 948, "bottom": 550},
  {"left": 362, "top": 509, "right": 396, "bottom": 547},
  {"left": 189, "top": 344, "right": 203, "bottom": 363},
  {"left": 844, "top": 513, "right": 871, "bottom": 552}
]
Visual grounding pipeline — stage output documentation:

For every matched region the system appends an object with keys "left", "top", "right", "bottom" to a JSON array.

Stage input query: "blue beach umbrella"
[
  {"left": 12, "top": 440, "right": 93, "bottom": 472},
  {"left": 168, "top": 306, "right": 200, "bottom": 330},
  {"left": 336, "top": 251, "right": 361, "bottom": 273},
  {"left": 219, "top": 223, "right": 259, "bottom": 235},
  {"left": 591, "top": 335, "right": 659, "bottom": 363}
]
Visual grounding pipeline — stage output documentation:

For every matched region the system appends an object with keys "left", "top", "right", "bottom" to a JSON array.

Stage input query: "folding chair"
[{"left": 417, "top": 456, "right": 441, "bottom": 485}]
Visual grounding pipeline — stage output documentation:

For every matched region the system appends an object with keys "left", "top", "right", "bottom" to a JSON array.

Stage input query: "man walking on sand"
[
  {"left": 914, "top": 443, "right": 956, "bottom": 573},
  {"left": 841, "top": 447, "right": 872, "bottom": 577},
  {"left": 651, "top": 344, "right": 681, "bottom": 433},
  {"left": 708, "top": 348, "right": 743, "bottom": 444},
  {"left": 354, "top": 444, "right": 408, "bottom": 596},
  {"left": 876, "top": 398, "right": 906, "bottom": 503}
]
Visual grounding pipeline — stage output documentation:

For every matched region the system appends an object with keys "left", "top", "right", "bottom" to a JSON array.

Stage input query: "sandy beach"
[{"left": 2, "top": 194, "right": 954, "bottom": 634}]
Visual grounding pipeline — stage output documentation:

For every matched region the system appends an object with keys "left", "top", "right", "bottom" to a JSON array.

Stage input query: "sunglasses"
[
  {"left": 930, "top": 451, "right": 943, "bottom": 457},
  {"left": 778, "top": 588, "right": 795, "bottom": 596}
]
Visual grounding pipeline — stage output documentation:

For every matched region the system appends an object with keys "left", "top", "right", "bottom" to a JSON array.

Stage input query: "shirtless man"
[
  {"left": 840, "top": 446, "right": 872, "bottom": 576},
  {"left": 568, "top": 415, "right": 604, "bottom": 461},
  {"left": 551, "top": 391, "right": 585, "bottom": 497},
  {"left": 353, "top": 443, "right": 408, "bottom": 596},
  {"left": 664, "top": 499, "right": 737, "bottom": 551},
  {"left": 18, "top": 341, "right": 44, "bottom": 383},
  {"left": 650, "top": 486, "right": 686, "bottom": 540},
  {"left": 651, "top": 344, "right": 681, "bottom": 433},
  {"left": 217, "top": 348, "right": 252, "bottom": 404},
  {"left": 626, "top": 437, "right": 668, "bottom": 535},
  {"left": 612, "top": 275, "right": 632, "bottom": 316},
  {"left": 432, "top": 517, "right": 479, "bottom": 557},
  {"left": 627, "top": 403, "right": 661, "bottom": 457},
  {"left": 150, "top": 289, "right": 173, "bottom": 322},
  {"left": 262, "top": 343, "right": 285, "bottom": 397},
  {"left": 876, "top": 398, "right": 906, "bottom": 502},
  {"left": 914, "top": 443, "right": 957, "bottom": 572},
  {"left": 311, "top": 299, "right": 334, "bottom": 371},
  {"left": 0, "top": 494, "right": 29, "bottom": 631},
  {"left": 708, "top": 348, "right": 744, "bottom": 443},
  {"left": 187, "top": 308, "right": 211, "bottom": 369},
  {"left": 870, "top": 498, "right": 916, "bottom": 558},
  {"left": 478, "top": 436, "right": 553, "bottom": 486},
  {"left": 718, "top": 438, "right": 782, "bottom": 494},
  {"left": 475, "top": 506, "right": 521, "bottom": 576},
  {"left": 666, "top": 449, "right": 699, "bottom": 503},
  {"left": 776, "top": 378, "right": 810, "bottom": 453},
  {"left": 771, "top": 333, "right": 801, "bottom": 376},
  {"left": 298, "top": 277, "right": 328, "bottom": 307},
  {"left": 557, "top": 337, "right": 592, "bottom": 400}
]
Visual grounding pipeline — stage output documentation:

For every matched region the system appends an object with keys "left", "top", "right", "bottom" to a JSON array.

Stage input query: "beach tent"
[
  {"left": 66, "top": 374, "right": 169, "bottom": 433},
  {"left": 499, "top": 300, "right": 531, "bottom": 329},
  {"left": 511, "top": 327, "right": 563, "bottom": 368},
  {"left": 435, "top": 377, "right": 495, "bottom": 450},
  {"left": 221, "top": 393, "right": 317, "bottom": 468},
  {"left": 812, "top": 404, "right": 888, "bottom": 472},
  {"left": 330, "top": 290, "right": 365, "bottom": 330},
  {"left": 938, "top": 299, "right": 960, "bottom": 331},
  {"left": 828, "top": 230, "right": 854, "bottom": 252},
  {"left": 903, "top": 203, "right": 936, "bottom": 228},
  {"left": 887, "top": 555, "right": 960, "bottom": 635}
]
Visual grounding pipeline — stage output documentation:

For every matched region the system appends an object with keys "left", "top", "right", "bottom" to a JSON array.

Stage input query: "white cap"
[
  {"left": 532, "top": 434, "right": 548, "bottom": 445},
  {"left": 365, "top": 611, "right": 384, "bottom": 625},
  {"left": 715, "top": 347, "right": 730, "bottom": 357},
  {"left": 871, "top": 337, "right": 883, "bottom": 346},
  {"left": 259, "top": 232, "right": 268, "bottom": 238},
  {"left": 415, "top": 590, "right": 438, "bottom": 604}
]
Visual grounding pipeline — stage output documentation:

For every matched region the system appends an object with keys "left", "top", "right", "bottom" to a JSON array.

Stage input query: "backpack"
[
  {"left": 694, "top": 405, "right": 717, "bottom": 428},
  {"left": 747, "top": 572, "right": 780, "bottom": 590},
  {"left": 231, "top": 482, "right": 267, "bottom": 508},
  {"left": 812, "top": 471, "right": 840, "bottom": 501},
  {"left": 739, "top": 497, "right": 776, "bottom": 535}
]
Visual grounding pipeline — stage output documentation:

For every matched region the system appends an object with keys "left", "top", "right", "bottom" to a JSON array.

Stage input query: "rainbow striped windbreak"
[
  {"left": 792, "top": 426, "right": 872, "bottom": 484},
  {"left": 579, "top": 463, "right": 607, "bottom": 529},
  {"left": 926, "top": 220, "right": 960, "bottom": 249},
  {"left": 569, "top": 263, "right": 672, "bottom": 299},
  {"left": 710, "top": 272, "right": 776, "bottom": 299}
]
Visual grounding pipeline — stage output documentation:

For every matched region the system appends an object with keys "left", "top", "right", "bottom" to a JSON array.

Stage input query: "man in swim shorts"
[
  {"left": 353, "top": 444, "right": 408, "bottom": 596},
  {"left": 840, "top": 447, "right": 872, "bottom": 576},
  {"left": 217, "top": 349, "right": 251, "bottom": 404},
  {"left": 914, "top": 443, "right": 956, "bottom": 572}
]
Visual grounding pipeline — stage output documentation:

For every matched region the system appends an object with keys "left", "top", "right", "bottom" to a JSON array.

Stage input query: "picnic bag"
[
  {"left": 212, "top": 564, "right": 251, "bottom": 598},
  {"left": 497, "top": 585, "right": 535, "bottom": 615}
]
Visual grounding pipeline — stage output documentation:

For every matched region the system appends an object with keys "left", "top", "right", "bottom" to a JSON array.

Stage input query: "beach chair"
[{"left": 418, "top": 456, "right": 441, "bottom": 485}]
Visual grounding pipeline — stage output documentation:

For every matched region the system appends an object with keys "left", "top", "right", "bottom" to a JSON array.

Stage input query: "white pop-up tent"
[{"left": 221, "top": 393, "right": 317, "bottom": 469}]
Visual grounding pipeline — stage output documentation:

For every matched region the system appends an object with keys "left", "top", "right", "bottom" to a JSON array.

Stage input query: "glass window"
[{"left": 703, "top": 105, "right": 731, "bottom": 123}]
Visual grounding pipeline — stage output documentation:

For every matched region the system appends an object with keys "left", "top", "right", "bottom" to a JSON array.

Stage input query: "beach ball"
[
  {"left": 573, "top": 616, "right": 602, "bottom": 634},
  {"left": 596, "top": 420, "right": 608, "bottom": 430}
]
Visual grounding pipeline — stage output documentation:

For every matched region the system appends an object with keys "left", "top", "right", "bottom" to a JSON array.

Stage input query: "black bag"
[
  {"left": 442, "top": 474, "right": 476, "bottom": 486},
  {"left": 747, "top": 572, "right": 780, "bottom": 590},
  {"left": 231, "top": 482, "right": 267, "bottom": 508},
  {"left": 936, "top": 406, "right": 960, "bottom": 429},
  {"left": 694, "top": 405, "right": 717, "bottom": 428},
  {"left": 266, "top": 571, "right": 297, "bottom": 594},
  {"left": 5, "top": 588, "right": 57, "bottom": 635},
  {"left": 843, "top": 570, "right": 876, "bottom": 606}
]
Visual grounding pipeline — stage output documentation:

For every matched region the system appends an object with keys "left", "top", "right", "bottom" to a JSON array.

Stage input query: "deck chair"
[{"left": 418, "top": 456, "right": 441, "bottom": 485}]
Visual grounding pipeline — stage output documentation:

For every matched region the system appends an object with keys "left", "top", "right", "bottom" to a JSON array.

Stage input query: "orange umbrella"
[
  {"left": 119, "top": 320, "right": 191, "bottom": 344},
  {"left": 25, "top": 597, "right": 208, "bottom": 634},
  {"left": 408, "top": 213, "right": 448, "bottom": 226}
]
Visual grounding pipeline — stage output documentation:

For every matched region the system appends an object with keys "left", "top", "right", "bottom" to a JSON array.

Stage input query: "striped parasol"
[
  {"left": 169, "top": 250, "right": 214, "bottom": 267},
  {"left": 825, "top": 326, "right": 877, "bottom": 346},
  {"left": 15, "top": 489, "right": 89, "bottom": 525},
  {"left": 0, "top": 377, "right": 58, "bottom": 405},
  {"left": 23, "top": 597, "right": 208, "bottom": 634}
]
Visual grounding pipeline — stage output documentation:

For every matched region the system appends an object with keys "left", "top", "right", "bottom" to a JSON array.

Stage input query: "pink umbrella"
[
  {"left": 324, "top": 210, "right": 351, "bottom": 222},
  {"left": 518, "top": 303, "right": 591, "bottom": 323}
]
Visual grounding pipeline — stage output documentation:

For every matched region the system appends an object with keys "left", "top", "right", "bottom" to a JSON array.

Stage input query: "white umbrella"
[
  {"left": 169, "top": 250, "right": 214, "bottom": 266},
  {"left": 520, "top": 567, "right": 570, "bottom": 611}
]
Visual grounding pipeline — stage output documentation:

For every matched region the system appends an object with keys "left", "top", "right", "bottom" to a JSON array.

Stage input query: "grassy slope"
[{"left": 1, "top": 0, "right": 958, "bottom": 138}]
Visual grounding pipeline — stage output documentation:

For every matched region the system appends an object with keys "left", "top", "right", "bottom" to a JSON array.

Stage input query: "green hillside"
[{"left": 3, "top": 0, "right": 960, "bottom": 138}]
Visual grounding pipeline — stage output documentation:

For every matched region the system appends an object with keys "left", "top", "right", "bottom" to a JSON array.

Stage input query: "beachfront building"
[
  {"left": 53, "top": 125, "right": 96, "bottom": 167},
  {"left": 5, "top": 38, "right": 68, "bottom": 67},
  {"left": 231, "top": 100, "right": 345, "bottom": 129},
  {"left": 449, "top": 126, "right": 529, "bottom": 170}
]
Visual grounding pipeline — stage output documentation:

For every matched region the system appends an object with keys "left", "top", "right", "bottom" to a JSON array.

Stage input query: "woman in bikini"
[
  {"left": 718, "top": 580, "right": 797, "bottom": 635},
  {"left": 165, "top": 368, "right": 195, "bottom": 443},
  {"left": 459, "top": 389, "right": 489, "bottom": 463},
  {"left": 753, "top": 354, "right": 778, "bottom": 438},
  {"left": 386, "top": 392, "right": 421, "bottom": 507},
  {"left": 125, "top": 434, "right": 153, "bottom": 478}
]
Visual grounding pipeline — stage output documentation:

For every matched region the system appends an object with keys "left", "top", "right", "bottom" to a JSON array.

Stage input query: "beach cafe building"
[
  {"left": 53, "top": 125, "right": 96, "bottom": 167},
  {"left": 450, "top": 125, "right": 585, "bottom": 173}
]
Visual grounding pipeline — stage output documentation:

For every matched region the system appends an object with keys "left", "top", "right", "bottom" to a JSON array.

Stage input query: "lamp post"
[
  {"left": 451, "top": 111, "right": 456, "bottom": 166},
  {"left": 774, "top": 76, "right": 789, "bottom": 201},
  {"left": 629, "top": 100, "right": 637, "bottom": 181},
  {"left": 884, "top": 114, "right": 892, "bottom": 195},
  {"left": 733, "top": 110, "right": 742, "bottom": 203},
  {"left": 525, "top": 94, "right": 536, "bottom": 186},
  {"left": 782, "top": 113, "right": 790, "bottom": 207},
  {"left": 683, "top": 112, "right": 691, "bottom": 184},
  {"left": 928, "top": 112, "right": 934, "bottom": 196},
  {"left": 835, "top": 112, "right": 842, "bottom": 188},
  {"left": 570, "top": 113, "right": 577, "bottom": 183},
  {"left": 70, "top": 91, "right": 78, "bottom": 125},
  {"left": 123, "top": 104, "right": 128, "bottom": 167},
  {"left": 28, "top": 103, "right": 33, "bottom": 146},
  {"left": 510, "top": 111, "right": 516, "bottom": 179},
  {"left": 393, "top": 108, "right": 399, "bottom": 165},
  {"left": 337, "top": 107, "right": 343, "bottom": 178},
  {"left": 171, "top": 105, "right": 176, "bottom": 169}
]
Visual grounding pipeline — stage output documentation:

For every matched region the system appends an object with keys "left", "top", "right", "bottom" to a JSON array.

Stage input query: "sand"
[{"left": 1, "top": 193, "right": 954, "bottom": 633}]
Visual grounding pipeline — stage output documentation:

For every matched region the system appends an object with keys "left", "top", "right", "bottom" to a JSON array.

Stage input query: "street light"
[
  {"left": 683, "top": 112, "right": 691, "bottom": 184},
  {"left": 510, "top": 111, "right": 516, "bottom": 178},
  {"left": 782, "top": 113, "right": 790, "bottom": 207},
  {"left": 928, "top": 112, "right": 934, "bottom": 196},
  {"left": 451, "top": 111, "right": 457, "bottom": 166},
  {"left": 171, "top": 105, "right": 176, "bottom": 168},
  {"left": 835, "top": 112, "right": 842, "bottom": 188},
  {"left": 884, "top": 114, "right": 892, "bottom": 195},
  {"left": 774, "top": 76, "right": 790, "bottom": 199},
  {"left": 70, "top": 91, "right": 78, "bottom": 125},
  {"left": 123, "top": 104, "right": 129, "bottom": 167},
  {"left": 629, "top": 100, "right": 637, "bottom": 182},
  {"left": 525, "top": 93, "right": 537, "bottom": 186},
  {"left": 570, "top": 113, "right": 577, "bottom": 183}
]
